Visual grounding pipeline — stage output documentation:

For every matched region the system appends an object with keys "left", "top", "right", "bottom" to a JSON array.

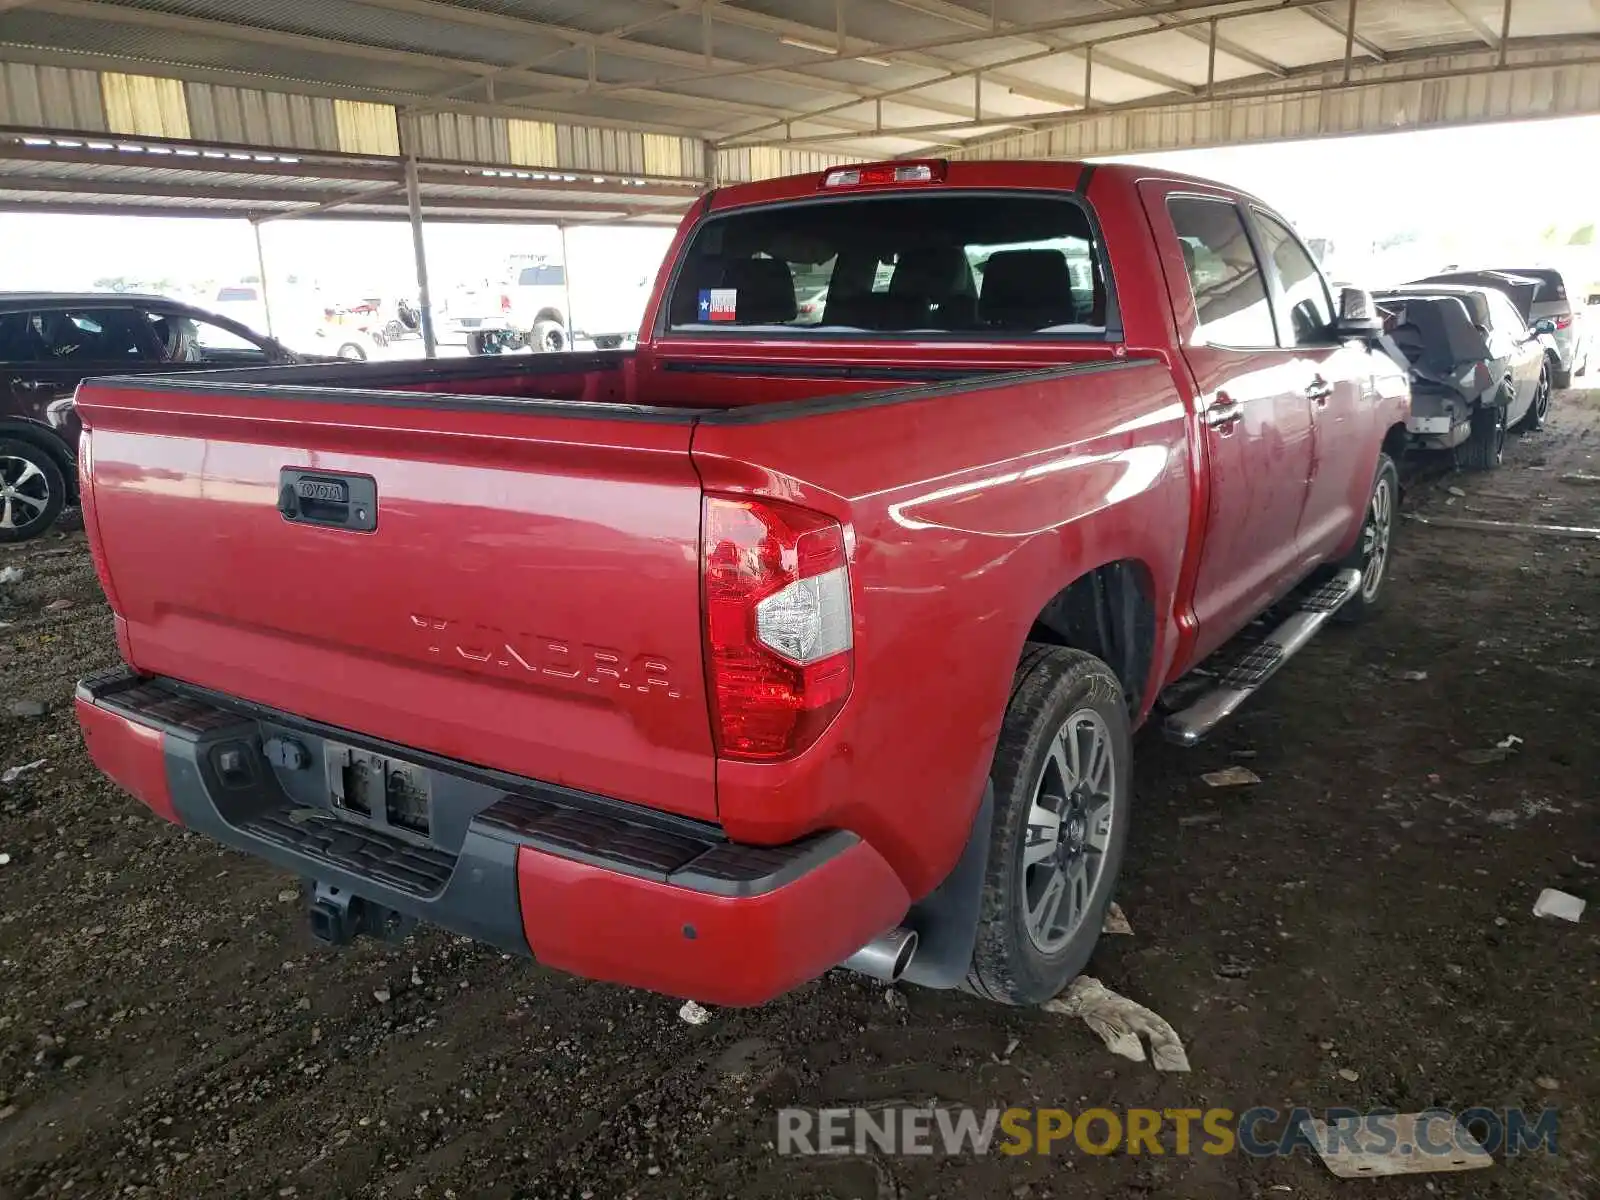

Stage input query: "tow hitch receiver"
[{"left": 306, "top": 880, "right": 417, "bottom": 946}]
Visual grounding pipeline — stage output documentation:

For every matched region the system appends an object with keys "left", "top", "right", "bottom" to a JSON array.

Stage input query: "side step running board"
[{"left": 1163, "top": 568, "right": 1363, "bottom": 747}]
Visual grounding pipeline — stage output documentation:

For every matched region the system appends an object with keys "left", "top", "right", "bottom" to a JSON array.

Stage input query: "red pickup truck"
[{"left": 73, "top": 160, "right": 1409, "bottom": 1008}]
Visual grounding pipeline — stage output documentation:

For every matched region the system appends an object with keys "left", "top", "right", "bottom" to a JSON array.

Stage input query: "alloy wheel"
[
  {"left": 0, "top": 454, "right": 51, "bottom": 534},
  {"left": 1021, "top": 709, "right": 1117, "bottom": 953},
  {"left": 1360, "top": 473, "right": 1394, "bottom": 602}
]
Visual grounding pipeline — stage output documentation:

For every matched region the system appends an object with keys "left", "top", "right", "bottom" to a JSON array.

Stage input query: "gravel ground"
[{"left": 1, "top": 393, "right": 1597, "bottom": 1199}]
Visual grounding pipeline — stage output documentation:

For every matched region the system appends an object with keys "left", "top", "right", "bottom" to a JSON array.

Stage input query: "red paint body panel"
[
  {"left": 514, "top": 837, "right": 908, "bottom": 1006},
  {"left": 73, "top": 159, "right": 1409, "bottom": 1002},
  {"left": 692, "top": 362, "right": 1191, "bottom": 897},
  {"left": 76, "top": 697, "right": 176, "bottom": 824},
  {"left": 75, "top": 386, "right": 718, "bottom": 822}
]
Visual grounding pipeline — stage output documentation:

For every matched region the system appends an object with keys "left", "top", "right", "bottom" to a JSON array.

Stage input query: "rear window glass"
[
  {"left": 518, "top": 266, "right": 566, "bottom": 286},
  {"left": 665, "top": 194, "right": 1110, "bottom": 337},
  {"left": 216, "top": 287, "right": 258, "bottom": 302}
]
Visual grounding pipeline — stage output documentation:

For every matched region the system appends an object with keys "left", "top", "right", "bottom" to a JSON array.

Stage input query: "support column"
[
  {"left": 401, "top": 118, "right": 437, "bottom": 359},
  {"left": 250, "top": 217, "right": 275, "bottom": 338},
  {"left": 558, "top": 222, "right": 575, "bottom": 348}
]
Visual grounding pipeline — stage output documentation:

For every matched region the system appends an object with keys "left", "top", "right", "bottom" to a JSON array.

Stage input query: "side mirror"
[
  {"left": 1533, "top": 318, "right": 1557, "bottom": 335},
  {"left": 1332, "top": 287, "right": 1383, "bottom": 339}
]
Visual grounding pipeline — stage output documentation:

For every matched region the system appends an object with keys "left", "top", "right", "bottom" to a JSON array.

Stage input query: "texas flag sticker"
[{"left": 697, "top": 288, "right": 738, "bottom": 321}]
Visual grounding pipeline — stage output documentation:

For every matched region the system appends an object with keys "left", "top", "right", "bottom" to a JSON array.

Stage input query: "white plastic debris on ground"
[
  {"left": 1042, "top": 976, "right": 1190, "bottom": 1072},
  {"left": 1201, "top": 766, "right": 1260, "bottom": 788},
  {"left": 1301, "top": 1112, "right": 1492, "bottom": 1178},
  {"left": 678, "top": 1000, "right": 711, "bottom": 1026},
  {"left": 1, "top": 759, "right": 45, "bottom": 784},
  {"left": 1532, "top": 889, "right": 1585, "bottom": 922},
  {"left": 1102, "top": 902, "right": 1134, "bottom": 936},
  {"left": 0, "top": 565, "right": 23, "bottom": 585}
]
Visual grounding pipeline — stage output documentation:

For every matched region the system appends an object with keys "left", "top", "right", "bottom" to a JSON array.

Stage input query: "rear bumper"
[{"left": 75, "top": 669, "right": 909, "bottom": 1006}]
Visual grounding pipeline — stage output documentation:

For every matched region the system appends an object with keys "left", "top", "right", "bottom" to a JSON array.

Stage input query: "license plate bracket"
[{"left": 325, "top": 743, "right": 434, "bottom": 842}]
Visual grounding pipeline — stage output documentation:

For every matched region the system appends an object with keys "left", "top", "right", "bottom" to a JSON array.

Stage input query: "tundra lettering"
[{"left": 409, "top": 614, "right": 682, "bottom": 699}]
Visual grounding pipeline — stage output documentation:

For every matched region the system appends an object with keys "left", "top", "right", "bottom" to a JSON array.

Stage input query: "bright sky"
[{"left": 1, "top": 114, "right": 1596, "bottom": 306}]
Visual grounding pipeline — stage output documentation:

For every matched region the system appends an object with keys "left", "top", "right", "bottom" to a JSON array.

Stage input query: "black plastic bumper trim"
[{"left": 79, "top": 672, "right": 857, "bottom": 931}]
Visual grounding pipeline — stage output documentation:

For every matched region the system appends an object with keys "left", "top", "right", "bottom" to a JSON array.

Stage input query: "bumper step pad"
[{"left": 79, "top": 670, "right": 846, "bottom": 904}]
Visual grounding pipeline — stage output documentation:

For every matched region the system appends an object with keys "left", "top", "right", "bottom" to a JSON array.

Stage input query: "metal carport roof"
[
  {"left": 1, "top": 0, "right": 1597, "bottom": 178},
  {"left": 2, "top": 1, "right": 1599, "bottom": 351},
  {"left": 0, "top": 125, "right": 699, "bottom": 224}
]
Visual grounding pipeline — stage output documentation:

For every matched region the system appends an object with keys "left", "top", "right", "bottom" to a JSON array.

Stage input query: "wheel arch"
[
  {"left": 533, "top": 307, "right": 565, "bottom": 327},
  {"left": 0, "top": 419, "right": 78, "bottom": 501},
  {"left": 1024, "top": 559, "right": 1158, "bottom": 718},
  {"left": 1381, "top": 421, "right": 1408, "bottom": 465}
]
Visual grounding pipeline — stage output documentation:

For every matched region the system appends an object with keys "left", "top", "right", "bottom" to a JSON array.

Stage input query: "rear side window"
[
  {"left": 1483, "top": 290, "right": 1527, "bottom": 335},
  {"left": 15, "top": 309, "right": 151, "bottom": 361},
  {"left": 1253, "top": 210, "right": 1334, "bottom": 346},
  {"left": 1167, "top": 197, "right": 1276, "bottom": 349},
  {"left": 0, "top": 313, "right": 40, "bottom": 362},
  {"left": 665, "top": 193, "right": 1110, "bottom": 337}
]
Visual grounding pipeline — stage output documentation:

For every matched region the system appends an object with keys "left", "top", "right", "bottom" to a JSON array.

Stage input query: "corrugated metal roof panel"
[
  {"left": 105, "top": 0, "right": 571, "bottom": 69},
  {"left": 410, "top": 112, "right": 512, "bottom": 164},
  {"left": 184, "top": 82, "right": 339, "bottom": 150},
  {"left": 951, "top": 49, "right": 1600, "bottom": 159},
  {"left": 333, "top": 99, "right": 399, "bottom": 154},
  {"left": 0, "top": 62, "right": 107, "bottom": 131},
  {"left": 0, "top": 11, "right": 470, "bottom": 94},
  {"left": 101, "top": 72, "right": 192, "bottom": 138}
]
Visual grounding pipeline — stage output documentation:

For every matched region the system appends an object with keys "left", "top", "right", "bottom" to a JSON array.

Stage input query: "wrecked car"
[{"left": 1377, "top": 284, "right": 1553, "bottom": 470}]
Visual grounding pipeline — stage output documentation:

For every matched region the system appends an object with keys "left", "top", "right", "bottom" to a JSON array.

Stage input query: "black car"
[{"left": 0, "top": 293, "right": 299, "bottom": 542}]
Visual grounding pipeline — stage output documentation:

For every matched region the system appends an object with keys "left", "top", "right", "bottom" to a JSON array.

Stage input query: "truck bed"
[{"left": 75, "top": 346, "right": 1176, "bottom": 879}]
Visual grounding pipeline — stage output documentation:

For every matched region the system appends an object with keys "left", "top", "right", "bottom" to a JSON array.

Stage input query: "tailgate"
[{"left": 76, "top": 379, "right": 716, "bottom": 822}]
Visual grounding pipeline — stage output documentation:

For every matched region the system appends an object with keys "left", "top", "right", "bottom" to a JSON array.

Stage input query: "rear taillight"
[
  {"left": 1555, "top": 314, "right": 1574, "bottom": 330},
  {"left": 500, "top": 294, "right": 512, "bottom": 313},
  {"left": 703, "top": 495, "right": 853, "bottom": 761}
]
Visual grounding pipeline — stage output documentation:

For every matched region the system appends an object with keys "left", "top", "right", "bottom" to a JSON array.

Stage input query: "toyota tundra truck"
[{"left": 72, "top": 160, "right": 1410, "bottom": 1008}]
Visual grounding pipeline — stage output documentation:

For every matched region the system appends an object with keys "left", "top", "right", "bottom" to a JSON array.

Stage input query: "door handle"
[
  {"left": 1203, "top": 396, "right": 1243, "bottom": 429},
  {"left": 1306, "top": 378, "right": 1334, "bottom": 405},
  {"left": 278, "top": 470, "right": 378, "bottom": 532}
]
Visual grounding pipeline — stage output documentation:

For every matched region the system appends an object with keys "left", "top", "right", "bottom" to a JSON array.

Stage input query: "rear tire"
[
  {"left": 1515, "top": 365, "right": 1551, "bottom": 433},
  {"left": 532, "top": 319, "right": 567, "bottom": 353},
  {"left": 1552, "top": 362, "right": 1572, "bottom": 390},
  {"left": 966, "top": 646, "right": 1132, "bottom": 1006},
  {"left": 0, "top": 440, "right": 66, "bottom": 543},
  {"left": 1457, "top": 402, "right": 1506, "bottom": 471},
  {"left": 1333, "top": 452, "right": 1398, "bottom": 625}
]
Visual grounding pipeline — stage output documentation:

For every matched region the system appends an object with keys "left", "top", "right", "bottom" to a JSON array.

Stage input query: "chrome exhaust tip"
[{"left": 842, "top": 926, "right": 918, "bottom": 984}]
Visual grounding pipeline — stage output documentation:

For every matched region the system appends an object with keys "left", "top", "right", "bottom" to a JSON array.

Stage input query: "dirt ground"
[{"left": 2, "top": 393, "right": 1597, "bottom": 1200}]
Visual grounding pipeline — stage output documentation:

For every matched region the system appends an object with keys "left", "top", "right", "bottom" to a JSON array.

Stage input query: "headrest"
[
  {"left": 890, "top": 245, "right": 974, "bottom": 299},
  {"left": 978, "top": 249, "right": 1077, "bottom": 329},
  {"left": 725, "top": 257, "right": 797, "bottom": 324}
]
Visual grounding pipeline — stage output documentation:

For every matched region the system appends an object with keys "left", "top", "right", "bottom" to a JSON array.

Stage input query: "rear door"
[
  {"left": 1482, "top": 289, "right": 1543, "bottom": 422},
  {"left": 2, "top": 305, "right": 167, "bottom": 447},
  {"left": 1249, "top": 207, "right": 1376, "bottom": 562},
  {"left": 1144, "top": 185, "right": 1315, "bottom": 662}
]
